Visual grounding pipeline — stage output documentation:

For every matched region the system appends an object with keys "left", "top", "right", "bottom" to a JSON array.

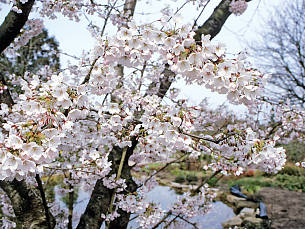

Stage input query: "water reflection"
[{"left": 55, "top": 185, "right": 235, "bottom": 228}]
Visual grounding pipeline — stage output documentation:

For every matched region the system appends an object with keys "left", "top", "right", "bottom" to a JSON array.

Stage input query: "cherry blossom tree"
[{"left": 0, "top": 0, "right": 302, "bottom": 229}]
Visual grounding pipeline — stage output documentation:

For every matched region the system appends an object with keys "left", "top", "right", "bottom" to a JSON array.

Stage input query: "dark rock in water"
[{"left": 230, "top": 184, "right": 248, "bottom": 199}]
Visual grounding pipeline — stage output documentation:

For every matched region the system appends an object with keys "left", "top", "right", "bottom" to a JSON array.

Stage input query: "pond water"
[{"left": 55, "top": 185, "right": 235, "bottom": 228}]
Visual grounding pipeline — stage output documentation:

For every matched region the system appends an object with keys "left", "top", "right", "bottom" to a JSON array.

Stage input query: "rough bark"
[
  {"left": 0, "top": 180, "right": 55, "bottom": 229},
  {"left": 194, "top": 0, "right": 232, "bottom": 42},
  {"left": 123, "top": 0, "right": 137, "bottom": 18},
  {"left": 0, "top": 0, "right": 35, "bottom": 54},
  {"left": 0, "top": 80, "right": 55, "bottom": 228},
  {"left": 76, "top": 138, "right": 138, "bottom": 229}
]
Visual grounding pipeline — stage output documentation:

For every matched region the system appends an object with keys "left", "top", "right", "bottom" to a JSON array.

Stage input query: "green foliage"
[
  {"left": 1, "top": 29, "right": 60, "bottom": 75},
  {"left": 170, "top": 167, "right": 187, "bottom": 177},
  {"left": 225, "top": 177, "right": 273, "bottom": 194},
  {"left": 147, "top": 162, "right": 164, "bottom": 170},
  {"left": 61, "top": 187, "right": 79, "bottom": 208},
  {"left": 174, "top": 175, "right": 186, "bottom": 183},
  {"left": 186, "top": 174, "right": 198, "bottom": 183},
  {"left": 279, "top": 164, "right": 305, "bottom": 176},
  {"left": 207, "top": 177, "right": 219, "bottom": 187},
  {"left": 224, "top": 169, "right": 305, "bottom": 193},
  {"left": 281, "top": 140, "right": 305, "bottom": 163},
  {"left": 140, "top": 162, "right": 165, "bottom": 174},
  {"left": 170, "top": 167, "right": 202, "bottom": 178},
  {"left": 43, "top": 175, "right": 64, "bottom": 204},
  {"left": 0, "top": 29, "right": 60, "bottom": 93},
  {"left": 275, "top": 174, "right": 305, "bottom": 192}
]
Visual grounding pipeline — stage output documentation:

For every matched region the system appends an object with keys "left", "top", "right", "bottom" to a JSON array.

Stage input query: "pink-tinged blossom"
[
  {"left": 229, "top": 0, "right": 248, "bottom": 16},
  {"left": 5, "top": 134, "right": 23, "bottom": 149},
  {"left": 0, "top": 2, "right": 301, "bottom": 227}
]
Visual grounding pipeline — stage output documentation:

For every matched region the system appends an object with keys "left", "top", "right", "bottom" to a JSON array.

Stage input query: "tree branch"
[
  {"left": 194, "top": 0, "right": 252, "bottom": 42},
  {"left": 0, "top": 3, "right": 57, "bottom": 222},
  {"left": 146, "top": 0, "right": 252, "bottom": 99},
  {"left": 35, "top": 174, "right": 53, "bottom": 229},
  {"left": 76, "top": 138, "right": 138, "bottom": 229},
  {"left": 0, "top": 0, "right": 35, "bottom": 54}
]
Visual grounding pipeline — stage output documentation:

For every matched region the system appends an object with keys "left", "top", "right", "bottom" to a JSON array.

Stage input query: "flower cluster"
[
  {"left": 0, "top": 0, "right": 300, "bottom": 228},
  {"left": 0, "top": 83, "right": 7, "bottom": 94},
  {"left": 229, "top": 0, "right": 248, "bottom": 16},
  {"left": 4, "top": 19, "right": 44, "bottom": 55},
  {"left": 0, "top": 190, "right": 16, "bottom": 229},
  {"left": 90, "top": 22, "right": 267, "bottom": 106},
  {"left": 172, "top": 185, "right": 215, "bottom": 219},
  {"left": 0, "top": 75, "right": 71, "bottom": 180}
]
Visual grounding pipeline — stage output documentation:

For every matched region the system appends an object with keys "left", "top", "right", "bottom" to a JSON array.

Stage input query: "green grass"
[
  {"left": 170, "top": 167, "right": 204, "bottom": 177},
  {"left": 222, "top": 165, "right": 305, "bottom": 193},
  {"left": 140, "top": 162, "right": 166, "bottom": 173},
  {"left": 174, "top": 175, "right": 186, "bottom": 183},
  {"left": 223, "top": 176, "right": 273, "bottom": 194}
]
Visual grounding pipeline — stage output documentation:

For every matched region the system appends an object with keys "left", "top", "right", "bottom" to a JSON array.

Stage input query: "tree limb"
[
  {"left": 76, "top": 138, "right": 138, "bottom": 229},
  {"left": 0, "top": 0, "right": 35, "bottom": 54},
  {"left": 146, "top": 0, "right": 252, "bottom": 99}
]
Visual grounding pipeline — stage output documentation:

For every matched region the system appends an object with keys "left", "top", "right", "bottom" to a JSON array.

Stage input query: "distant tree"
[
  {"left": 0, "top": 29, "right": 60, "bottom": 77},
  {"left": 249, "top": 0, "right": 305, "bottom": 107},
  {"left": 0, "top": 28, "right": 60, "bottom": 103}
]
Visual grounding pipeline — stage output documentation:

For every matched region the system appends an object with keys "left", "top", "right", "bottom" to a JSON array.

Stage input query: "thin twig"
[
  {"left": 179, "top": 128, "right": 237, "bottom": 144},
  {"left": 151, "top": 210, "right": 172, "bottom": 229},
  {"left": 81, "top": 57, "right": 99, "bottom": 84},
  {"left": 161, "top": 1, "right": 189, "bottom": 30},
  {"left": 137, "top": 61, "right": 147, "bottom": 91},
  {"left": 141, "top": 154, "right": 188, "bottom": 187},
  {"left": 105, "top": 148, "right": 128, "bottom": 229},
  {"left": 192, "top": 170, "right": 221, "bottom": 194},
  {"left": 68, "top": 173, "right": 74, "bottom": 229},
  {"left": 175, "top": 214, "right": 199, "bottom": 229},
  {"left": 192, "top": 0, "right": 211, "bottom": 29},
  {"left": 163, "top": 214, "right": 179, "bottom": 228},
  {"left": 57, "top": 51, "right": 81, "bottom": 60},
  {"left": 101, "top": 0, "right": 120, "bottom": 37}
]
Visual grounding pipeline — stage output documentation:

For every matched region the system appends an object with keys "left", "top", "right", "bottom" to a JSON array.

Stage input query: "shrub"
[
  {"left": 170, "top": 168, "right": 186, "bottom": 177},
  {"left": 275, "top": 174, "right": 305, "bottom": 192},
  {"left": 207, "top": 177, "right": 219, "bottom": 187},
  {"left": 186, "top": 174, "right": 198, "bottom": 183},
  {"left": 281, "top": 140, "right": 305, "bottom": 162},
  {"left": 175, "top": 175, "right": 186, "bottom": 183},
  {"left": 279, "top": 164, "right": 305, "bottom": 176}
]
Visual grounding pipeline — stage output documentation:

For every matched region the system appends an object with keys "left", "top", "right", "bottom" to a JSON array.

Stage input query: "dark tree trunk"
[
  {"left": 0, "top": 179, "right": 55, "bottom": 229},
  {"left": 76, "top": 139, "right": 138, "bottom": 229},
  {"left": 0, "top": 0, "right": 35, "bottom": 54}
]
